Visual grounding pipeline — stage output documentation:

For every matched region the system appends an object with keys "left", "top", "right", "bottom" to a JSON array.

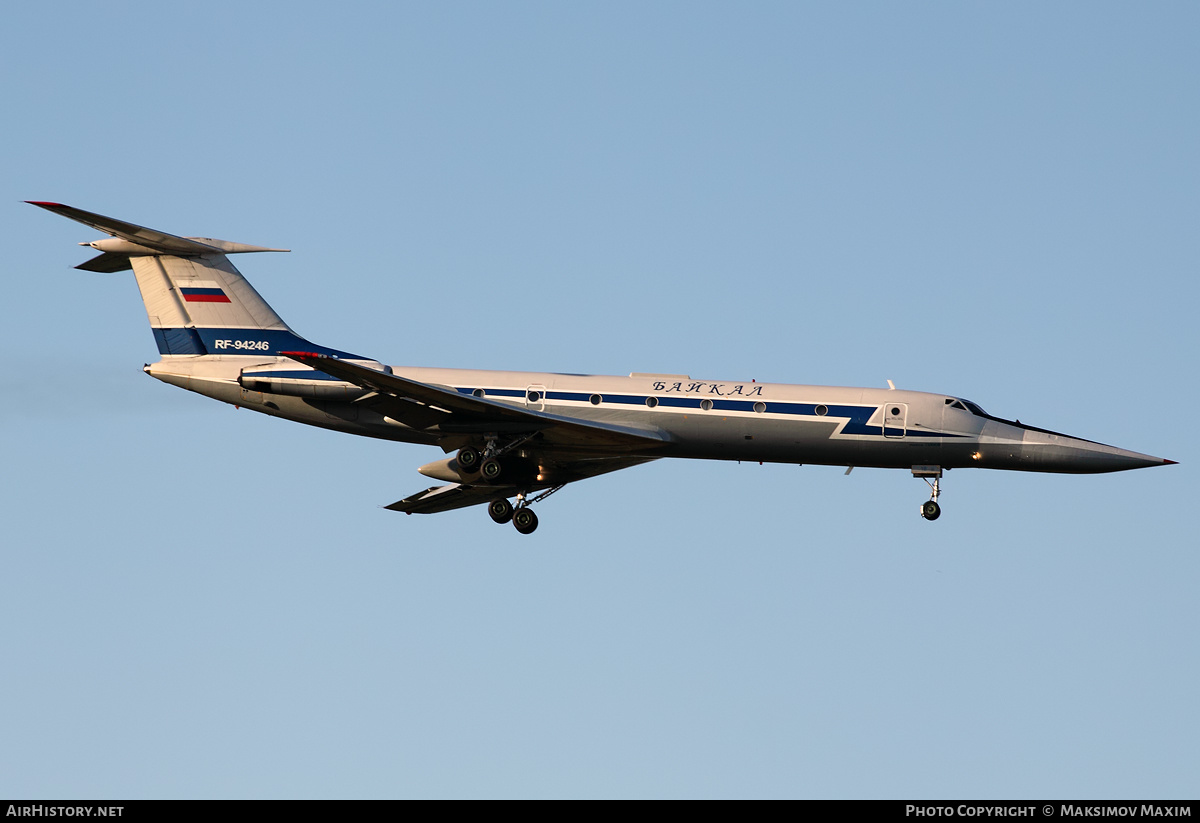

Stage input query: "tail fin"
[{"left": 30, "top": 202, "right": 357, "bottom": 359}]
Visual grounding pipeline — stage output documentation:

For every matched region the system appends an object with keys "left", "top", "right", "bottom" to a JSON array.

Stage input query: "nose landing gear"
[{"left": 913, "top": 465, "right": 943, "bottom": 521}]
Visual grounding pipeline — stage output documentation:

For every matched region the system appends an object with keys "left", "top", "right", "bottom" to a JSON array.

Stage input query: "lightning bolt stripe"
[{"left": 452, "top": 388, "right": 965, "bottom": 438}]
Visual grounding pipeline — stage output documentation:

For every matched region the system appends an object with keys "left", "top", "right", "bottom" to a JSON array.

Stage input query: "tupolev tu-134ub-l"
[{"left": 31, "top": 202, "right": 1176, "bottom": 534}]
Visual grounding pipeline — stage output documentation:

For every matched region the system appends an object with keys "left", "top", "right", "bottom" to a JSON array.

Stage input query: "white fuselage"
[{"left": 146, "top": 356, "right": 1166, "bottom": 475}]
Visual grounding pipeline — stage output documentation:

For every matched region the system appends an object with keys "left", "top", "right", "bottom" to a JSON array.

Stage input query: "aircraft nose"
[
  {"left": 1102, "top": 451, "right": 1177, "bottom": 471},
  {"left": 1018, "top": 427, "right": 1176, "bottom": 473}
]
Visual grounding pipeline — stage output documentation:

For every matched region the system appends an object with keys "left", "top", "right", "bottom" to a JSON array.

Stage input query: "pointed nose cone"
[
  {"left": 1016, "top": 426, "right": 1176, "bottom": 473},
  {"left": 1091, "top": 449, "right": 1177, "bottom": 472}
]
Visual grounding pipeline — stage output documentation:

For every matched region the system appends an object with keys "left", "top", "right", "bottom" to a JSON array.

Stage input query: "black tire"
[
  {"left": 481, "top": 458, "right": 503, "bottom": 481},
  {"left": 921, "top": 500, "right": 941, "bottom": 521},
  {"left": 512, "top": 507, "right": 539, "bottom": 534},
  {"left": 457, "top": 447, "right": 481, "bottom": 473},
  {"left": 488, "top": 498, "right": 514, "bottom": 524}
]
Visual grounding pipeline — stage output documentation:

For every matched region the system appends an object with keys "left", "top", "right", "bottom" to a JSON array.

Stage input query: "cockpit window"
[
  {"left": 961, "top": 400, "right": 988, "bottom": 417},
  {"left": 946, "top": 397, "right": 987, "bottom": 415}
]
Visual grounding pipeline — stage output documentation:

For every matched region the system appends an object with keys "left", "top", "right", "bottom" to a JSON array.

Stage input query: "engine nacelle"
[{"left": 237, "top": 362, "right": 383, "bottom": 400}]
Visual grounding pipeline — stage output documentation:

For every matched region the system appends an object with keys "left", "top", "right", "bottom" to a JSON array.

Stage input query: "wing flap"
[{"left": 354, "top": 392, "right": 455, "bottom": 430}]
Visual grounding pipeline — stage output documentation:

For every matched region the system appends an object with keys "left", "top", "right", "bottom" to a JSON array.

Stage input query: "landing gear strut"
[{"left": 913, "top": 465, "right": 943, "bottom": 521}]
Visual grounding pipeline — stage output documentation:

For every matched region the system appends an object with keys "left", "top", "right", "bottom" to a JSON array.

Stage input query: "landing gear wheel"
[
  {"left": 481, "top": 458, "right": 503, "bottom": 482},
  {"left": 921, "top": 500, "right": 941, "bottom": 521},
  {"left": 457, "top": 447, "right": 481, "bottom": 473},
  {"left": 512, "top": 507, "right": 539, "bottom": 534},
  {"left": 488, "top": 498, "right": 514, "bottom": 524}
]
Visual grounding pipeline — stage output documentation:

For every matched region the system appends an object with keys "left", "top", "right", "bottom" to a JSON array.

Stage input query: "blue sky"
[{"left": 2, "top": 1, "right": 1196, "bottom": 798}]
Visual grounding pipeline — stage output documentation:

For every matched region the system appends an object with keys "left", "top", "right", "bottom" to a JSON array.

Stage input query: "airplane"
[{"left": 30, "top": 201, "right": 1176, "bottom": 533}]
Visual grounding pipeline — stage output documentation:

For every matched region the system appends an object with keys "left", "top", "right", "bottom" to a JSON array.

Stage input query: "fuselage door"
[
  {"left": 525, "top": 384, "right": 547, "bottom": 412},
  {"left": 883, "top": 403, "right": 907, "bottom": 438}
]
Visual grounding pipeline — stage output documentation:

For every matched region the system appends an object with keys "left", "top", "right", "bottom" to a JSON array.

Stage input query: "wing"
[
  {"left": 281, "top": 351, "right": 670, "bottom": 453},
  {"left": 387, "top": 456, "right": 658, "bottom": 514},
  {"left": 280, "top": 351, "right": 669, "bottom": 515}
]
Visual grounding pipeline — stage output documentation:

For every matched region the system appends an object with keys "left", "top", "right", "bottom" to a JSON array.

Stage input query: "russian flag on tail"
[{"left": 180, "top": 280, "right": 232, "bottom": 303}]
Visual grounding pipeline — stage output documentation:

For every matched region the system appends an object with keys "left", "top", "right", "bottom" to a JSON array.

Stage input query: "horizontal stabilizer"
[{"left": 27, "top": 202, "right": 288, "bottom": 258}]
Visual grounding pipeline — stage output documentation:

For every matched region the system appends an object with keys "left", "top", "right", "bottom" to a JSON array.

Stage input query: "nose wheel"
[{"left": 913, "top": 465, "right": 943, "bottom": 521}]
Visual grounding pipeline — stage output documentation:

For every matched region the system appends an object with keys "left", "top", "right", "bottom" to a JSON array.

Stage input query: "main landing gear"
[
  {"left": 485, "top": 486, "right": 565, "bottom": 535},
  {"left": 457, "top": 447, "right": 504, "bottom": 482},
  {"left": 457, "top": 446, "right": 482, "bottom": 473},
  {"left": 512, "top": 507, "right": 538, "bottom": 535},
  {"left": 457, "top": 434, "right": 537, "bottom": 485},
  {"left": 913, "top": 465, "right": 943, "bottom": 521},
  {"left": 460, "top": 438, "right": 561, "bottom": 535},
  {"left": 487, "top": 498, "right": 514, "bottom": 524}
]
